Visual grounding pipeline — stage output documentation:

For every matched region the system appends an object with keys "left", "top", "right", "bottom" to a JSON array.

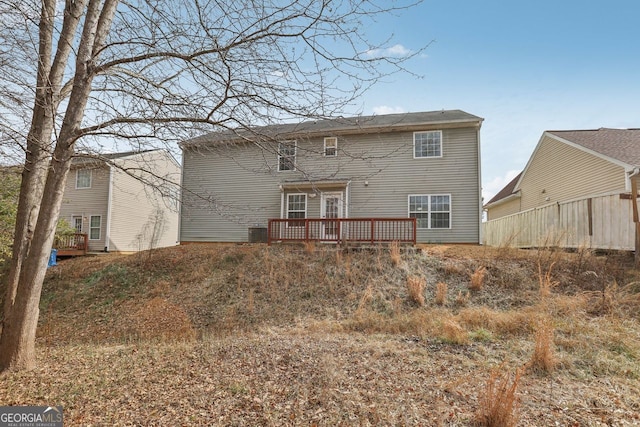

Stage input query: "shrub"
[
  {"left": 474, "top": 364, "right": 522, "bottom": 427},
  {"left": 528, "top": 318, "right": 557, "bottom": 374},
  {"left": 455, "top": 290, "right": 470, "bottom": 307},
  {"left": 441, "top": 319, "right": 468, "bottom": 344},
  {"left": 406, "top": 276, "right": 426, "bottom": 306},
  {"left": 435, "top": 282, "right": 448, "bottom": 306},
  {"left": 389, "top": 241, "right": 401, "bottom": 267},
  {"left": 470, "top": 266, "right": 487, "bottom": 291},
  {"left": 538, "top": 261, "right": 558, "bottom": 299}
]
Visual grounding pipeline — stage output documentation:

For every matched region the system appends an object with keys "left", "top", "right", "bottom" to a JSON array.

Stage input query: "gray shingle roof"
[
  {"left": 548, "top": 128, "right": 640, "bottom": 167},
  {"left": 182, "top": 110, "right": 483, "bottom": 146},
  {"left": 485, "top": 172, "right": 522, "bottom": 206}
]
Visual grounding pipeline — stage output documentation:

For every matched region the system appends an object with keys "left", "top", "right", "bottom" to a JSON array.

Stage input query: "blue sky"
[{"left": 354, "top": 0, "right": 640, "bottom": 202}]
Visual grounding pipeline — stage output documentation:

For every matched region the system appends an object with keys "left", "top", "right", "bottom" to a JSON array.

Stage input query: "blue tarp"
[{"left": 48, "top": 249, "right": 57, "bottom": 268}]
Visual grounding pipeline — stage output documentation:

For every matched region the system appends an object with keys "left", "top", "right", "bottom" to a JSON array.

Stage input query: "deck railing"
[
  {"left": 267, "top": 218, "right": 416, "bottom": 245},
  {"left": 54, "top": 233, "right": 88, "bottom": 256}
]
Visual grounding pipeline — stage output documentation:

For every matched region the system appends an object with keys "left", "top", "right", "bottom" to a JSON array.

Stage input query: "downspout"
[
  {"left": 178, "top": 151, "right": 185, "bottom": 244},
  {"left": 105, "top": 166, "right": 114, "bottom": 252},
  {"left": 280, "top": 185, "right": 285, "bottom": 219},
  {"left": 628, "top": 167, "right": 640, "bottom": 189},
  {"left": 345, "top": 181, "right": 350, "bottom": 218},
  {"left": 477, "top": 125, "right": 483, "bottom": 245}
]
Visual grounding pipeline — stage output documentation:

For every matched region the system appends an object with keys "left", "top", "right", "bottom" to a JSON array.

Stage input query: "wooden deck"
[
  {"left": 55, "top": 233, "right": 88, "bottom": 256},
  {"left": 267, "top": 218, "right": 416, "bottom": 245}
]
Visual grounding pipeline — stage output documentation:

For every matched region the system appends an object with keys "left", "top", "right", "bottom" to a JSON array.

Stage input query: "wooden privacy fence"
[
  {"left": 483, "top": 193, "right": 637, "bottom": 250},
  {"left": 268, "top": 218, "right": 416, "bottom": 245}
]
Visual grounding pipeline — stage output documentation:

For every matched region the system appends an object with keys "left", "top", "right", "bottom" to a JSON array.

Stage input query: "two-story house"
[
  {"left": 59, "top": 149, "right": 181, "bottom": 253},
  {"left": 179, "top": 110, "right": 483, "bottom": 244}
]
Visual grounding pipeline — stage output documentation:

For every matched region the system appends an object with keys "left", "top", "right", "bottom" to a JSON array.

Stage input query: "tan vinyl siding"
[
  {"left": 486, "top": 197, "right": 521, "bottom": 220},
  {"left": 519, "top": 135, "right": 626, "bottom": 211},
  {"left": 181, "top": 125, "right": 481, "bottom": 243},
  {"left": 59, "top": 166, "right": 110, "bottom": 251},
  {"left": 109, "top": 151, "right": 180, "bottom": 252}
]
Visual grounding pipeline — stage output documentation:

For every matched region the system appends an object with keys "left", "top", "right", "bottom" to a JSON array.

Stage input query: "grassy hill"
[{"left": 3, "top": 243, "right": 640, "bottom": 425}]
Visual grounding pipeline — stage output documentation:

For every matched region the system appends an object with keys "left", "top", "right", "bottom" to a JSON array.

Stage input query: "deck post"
[
  {"left": 305, "top": 219, "right": 309, "bottom": 242},
  {"left": 370, "top": 219, "right": 375, "bottom": 244}
]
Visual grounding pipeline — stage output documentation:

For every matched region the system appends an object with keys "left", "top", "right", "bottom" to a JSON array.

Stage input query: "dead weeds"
[{"left": 10, "top": 243, "right": 637, "bottom": 425}]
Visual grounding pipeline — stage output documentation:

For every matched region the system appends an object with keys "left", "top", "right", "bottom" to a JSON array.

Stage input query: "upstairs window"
[
  {"left": 278, "top": 141, "right": 297, "bottom": 171},
  {"left": 324, "top": 137, "right": 338, "bottom": 156},
  {"left": 413, "top": 131, "right": 442, "bottom": 158},
  {"left": 408, "top": 194, "right": 451, "bottom": 229},
  {"left": 76, "top": 169, "right": 92, "bottom": 189}
]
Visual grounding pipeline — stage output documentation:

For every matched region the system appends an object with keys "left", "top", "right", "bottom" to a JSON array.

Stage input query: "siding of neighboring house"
[
  {"left": 486, "top": 197, "right": 520, "bottom": 221},
  {"left": 518, "top": 134, "right": 626, "bottom": 211},
  {"left": 59, "top": 165, "right": 110, "bottom": 251},
  {"left": 108, "top": 151, "right": 181, "bottom": 252},
  {"left": 181, "top": 125, "right": 481, "bottom": 243}
]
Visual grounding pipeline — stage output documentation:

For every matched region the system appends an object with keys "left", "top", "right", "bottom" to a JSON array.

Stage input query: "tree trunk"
[
  {"left": 0, "top": 0, "right": 119, "bottom": 372},
  {"left": 2, "top": 0, "right": 57, "bottom": 316},
  {"left": 0, "top": 152, "right": 74, "bottom": 370}
]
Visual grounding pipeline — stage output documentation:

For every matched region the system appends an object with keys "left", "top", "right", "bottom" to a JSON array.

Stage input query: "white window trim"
[
  {"left": 89, "top": 215, "right": 102, "bottom": 240},
  {"left": 286, "top": 193, "right": 307, "bottom": 227},
  {"left": 413, "top": 130, "right": 443, "bottom": 159},
  {"left": 323, "top": 137, "right": 338, "bottom": 157},
  {"left": 277, "top": 140, "right": 297, "bottom": 172},
  {"left": 75, "top": 169, "right": 92, "bottom": 189},
  {"left": 407, "top": 194, "right": 452, "bottom": 229}
]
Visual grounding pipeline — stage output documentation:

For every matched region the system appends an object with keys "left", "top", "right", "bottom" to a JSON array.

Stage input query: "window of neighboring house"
[
  {"left": 89, "top": 215, "right": 101, "bottom": 240},
  {"left": 408, "top": 194, "right": 451, "bottom": 229},
  {"left": 278, "top": 141, "right": 297, "bottom": 171},
  {"left": 324, "top": 137, "right": 337, "bottom": 156},
  {"left": 76, "top": 169, "right": 92, "bottom": 189},
  {"left": 413, "top": 131, "right": 442, "bottom": 158},
  {"left": 286, "top": 194, "right": 306, "bottom": 227}
]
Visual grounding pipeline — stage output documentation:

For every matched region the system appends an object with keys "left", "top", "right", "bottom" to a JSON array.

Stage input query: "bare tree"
[{"left": 0, "top": 0, "right": 421, "bottom": 371}]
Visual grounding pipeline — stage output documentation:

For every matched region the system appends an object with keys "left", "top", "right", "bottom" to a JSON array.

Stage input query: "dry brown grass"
[
  {"left": 470, "top": 266, "right": 487, "bottom": 291},
  {"left": 435, "top": 281, "right": 448, "bottom": 306},
  {"left": 126, "top": 297, "right": 196, "bottom": 341},
  {"left": 528, "top": 317, "right": 557, "bottom": 374},
  {"left": 389, "top": 240, "right": 401, "bottom": 267},
  {"left": 455, "top": 290, "right": 470, "bottom": 307},
  {"left": 27, "top": 243, "right": 640, "bottom": 425},
  {"left": 303, "top": 240, "right": 316, "bottom": 254},
  {"left": 586, "top": 281, "right": 640, "bottom": 317},
  {"left": 441, "top": 319, "right": 468, "bottom": 344},
  {"left": 406, "top": 275, "right": 426, "bottom": 306},
  {"left": 457, "top": 307, "right": 537, "bottom": 337},
  {"left": 474, "top": 364, "right": 522, "bottom": 427},
  {"left": 538, "top": 260, "right": 559, "bottom": 299}
]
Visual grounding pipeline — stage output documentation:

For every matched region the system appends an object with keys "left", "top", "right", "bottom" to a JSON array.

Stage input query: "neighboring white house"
[
  {"left": 179, "top": 110, "right": 484, "bottom": 244},
  {"left": 484, "top": 128, "right": 640, "bottom": 250},
  {"left": 59, "top": 149, "right": 181, "bottom": 252}
]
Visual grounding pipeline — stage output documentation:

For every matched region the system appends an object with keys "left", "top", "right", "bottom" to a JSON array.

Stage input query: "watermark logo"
[{"left": 0, "top": 406, "right": 63, "bottom": 427}]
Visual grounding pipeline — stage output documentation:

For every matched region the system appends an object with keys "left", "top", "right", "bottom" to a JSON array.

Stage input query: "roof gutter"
[{"left": 483, "top": 191, "right": 521, "bottom": 210}]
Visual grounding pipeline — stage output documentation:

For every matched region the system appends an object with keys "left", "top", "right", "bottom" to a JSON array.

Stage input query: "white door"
[
  {"left": 321, "top": 192, "right": 343, "bottom": 240},
  {"left": 72, "top": 215, "right": 83, "bottom": 233}
]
